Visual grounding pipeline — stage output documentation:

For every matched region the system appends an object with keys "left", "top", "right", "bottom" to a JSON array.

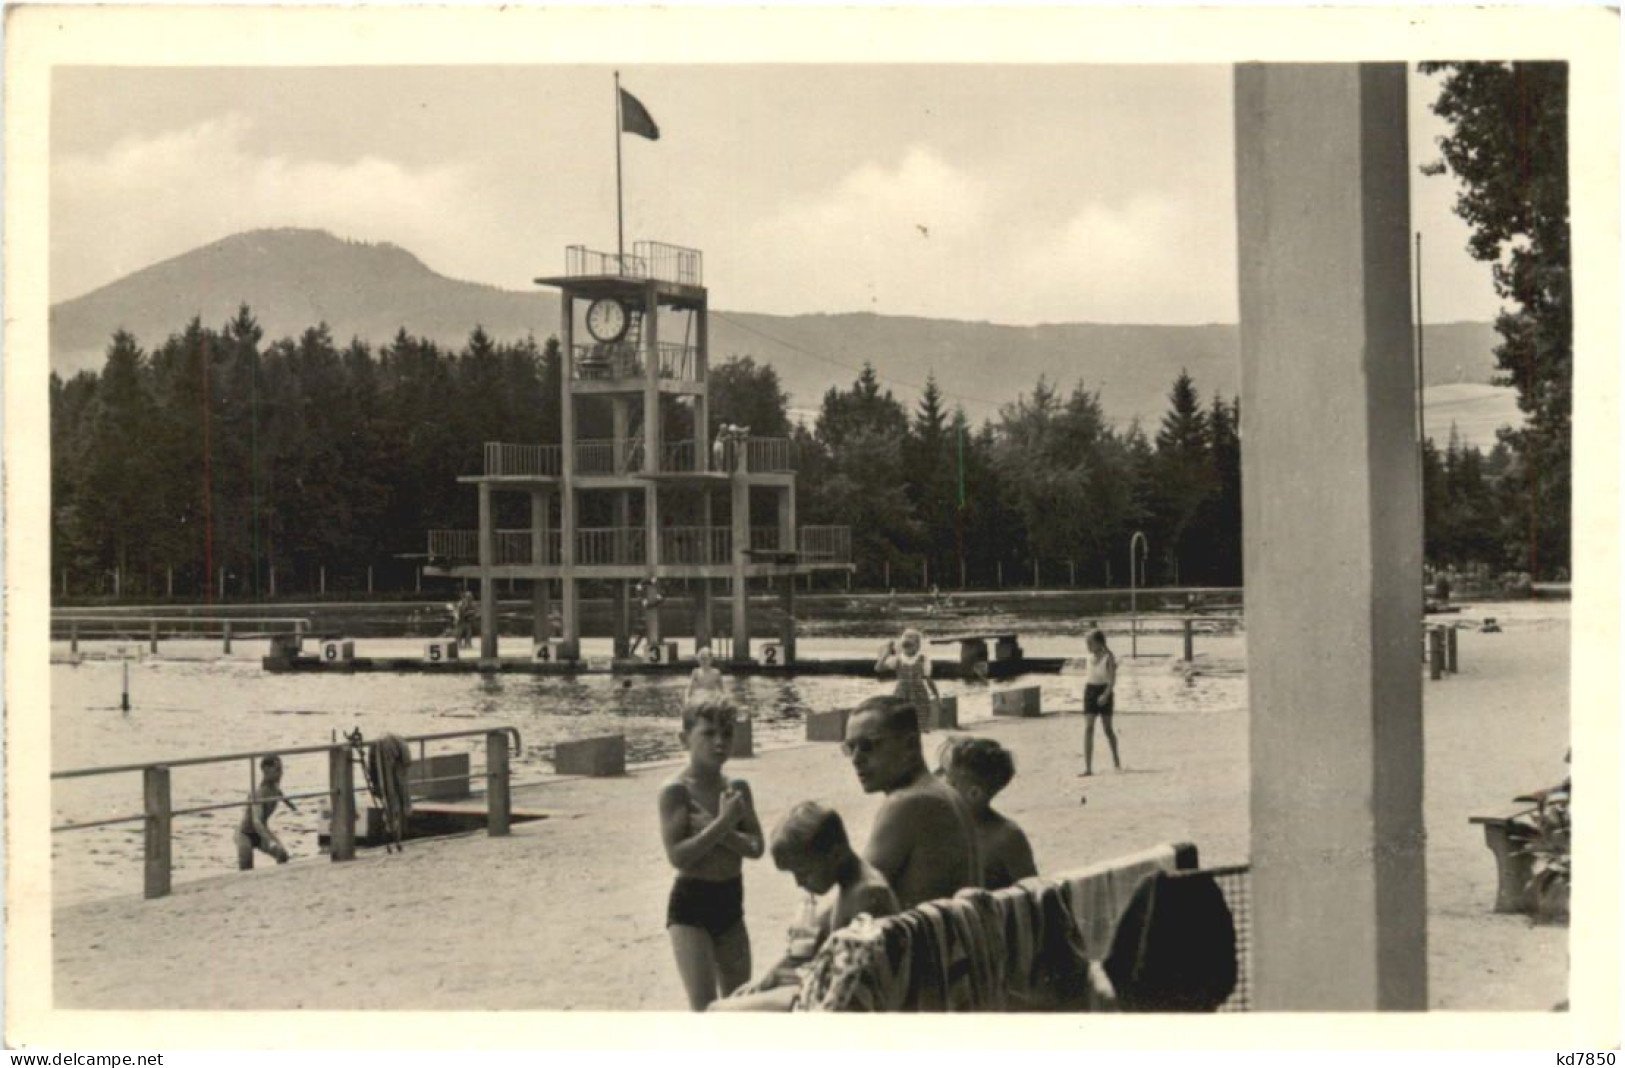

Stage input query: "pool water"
[{"left": 50, "top": 610, "right": 1251, "bottom": 904}]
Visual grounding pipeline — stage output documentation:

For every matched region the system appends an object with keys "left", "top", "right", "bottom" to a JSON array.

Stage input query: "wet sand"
[{"left": 52, "top": 613, "right": 1569, "bottom": 1011}]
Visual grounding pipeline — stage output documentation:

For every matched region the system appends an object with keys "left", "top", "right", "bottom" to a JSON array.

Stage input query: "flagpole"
[{"left": 615, "top": 71, "right": 625, "bottom": 263}]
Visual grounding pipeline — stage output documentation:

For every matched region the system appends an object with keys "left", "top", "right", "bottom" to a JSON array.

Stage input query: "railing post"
[
  {"left": 143, "top": 766, "right": 172, "bottom": 900},
  {"left": 1428, "top": 626, "right": 1444, "bottom": 681},
  {"left": 1184, "top": 617, "right": 1195, "bottom": 662},
  {"left": 71, "top": 620, "right": 79, "bottom": 654},
  {"left": 486, "top": 731, "right": 511, "bottom": 837},
  {"left": 150, "top": 620, "right": 159, "bottom": 655},
  {"left": 1446, "top": 626, "right": 1458, "bottom": 674},
  {"left": 222, "top": 620, "right": 232, "bottom": 654},
  {"left": 329, "top": 746, "right": 356, "bottom": 861}
]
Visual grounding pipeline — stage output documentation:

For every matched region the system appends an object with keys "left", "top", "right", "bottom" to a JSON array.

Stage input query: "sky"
[{"left": 52, "top": 63, "right": 1503, "bottom": 325}]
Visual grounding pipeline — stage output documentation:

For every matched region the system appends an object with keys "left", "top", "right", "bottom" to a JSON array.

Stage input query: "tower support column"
[
  {"left": 478, "top": 482, "right": 498, "bottom": 660},
  {"left": 531, "top": 490, "right": 551, "bottom": 647},
  {"left": 730, "top": 465, "right": 750, "bottom": 664}
]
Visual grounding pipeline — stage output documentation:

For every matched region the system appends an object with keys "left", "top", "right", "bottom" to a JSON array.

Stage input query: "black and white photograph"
[{"left": 4, "top": 3, "right": 1618, "bottom": 1050}]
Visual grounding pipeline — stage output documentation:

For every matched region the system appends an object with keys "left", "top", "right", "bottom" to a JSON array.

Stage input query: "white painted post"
[{"left": 1235, "top": 62, "right": 1426, "bottom": 1010}]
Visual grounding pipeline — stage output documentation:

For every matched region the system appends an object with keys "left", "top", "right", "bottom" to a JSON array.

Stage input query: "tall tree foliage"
[
  {"left": 56, "top": 312, "right": 1522, "bottom": 599},
  {"left": 1421, "top": 61, "right": 1571, "bottom": 578}
]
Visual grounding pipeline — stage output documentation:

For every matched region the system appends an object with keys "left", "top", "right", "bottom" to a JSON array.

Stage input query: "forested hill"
[{"left": 51, "top": 228, "right": 1503, "bottom": 427}]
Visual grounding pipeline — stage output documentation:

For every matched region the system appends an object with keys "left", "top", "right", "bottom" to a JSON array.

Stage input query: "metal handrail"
[
  {"left": 52, "top": 726, "right": 524, "bottom": 900},
  {"left": 50, "top": 726, "right": 522, "bottom": 781}
]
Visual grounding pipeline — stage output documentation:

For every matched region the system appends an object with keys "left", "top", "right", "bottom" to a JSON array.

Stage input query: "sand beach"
[{"left": 50, "top": 607, "right": 1570, "bottom": 1012}]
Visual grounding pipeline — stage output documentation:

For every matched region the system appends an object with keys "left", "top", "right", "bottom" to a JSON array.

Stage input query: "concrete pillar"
[
  {"left": 780, "top": 576, "right": 797, "bottom": 663},
  {"left": 695, "top": 296, "right": 710, "bottom": 470},
  {"left": 696, "top": 579, "right": 714, "bottom": 652},
  {"left": 731, "top": 468, "right": 751, "bottom": 663},
  {"left": 614, "top": 580, "right": 632, "bottom": 658},
  {"left": 478, "top": 482, "right": 498, "bottom": 659},
  {"left": 560, "top": 290, "right": 581, "bottom": 661},
  {"left": 1235, "top": 62, "right": 1426, "bottom": 1010},
  {"left": 644, "top": 281, "right": 660, "bottom": 477},
  {"left": 778, "top": 485, "right": 795, "bottom": 554},
  {"left": 531, "top": 490, "right": 551, "bottom": 645},
  {"left": 612, "top": 398, "right": 629, "bottom": 474}
]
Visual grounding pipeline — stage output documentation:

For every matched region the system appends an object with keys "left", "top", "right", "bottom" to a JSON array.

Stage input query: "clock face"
[{"left": 586, "top": 298, "right": 629, "bottom": 343}]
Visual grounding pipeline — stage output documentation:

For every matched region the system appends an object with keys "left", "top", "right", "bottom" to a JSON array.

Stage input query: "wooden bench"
[{"left": 1469, "top": 808, "right": 1537, "bottom": 914}]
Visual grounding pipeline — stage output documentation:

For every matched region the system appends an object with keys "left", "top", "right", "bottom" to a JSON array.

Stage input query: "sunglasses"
[{"left": 840, "top": 734, "right": 897, "bottom": 758}]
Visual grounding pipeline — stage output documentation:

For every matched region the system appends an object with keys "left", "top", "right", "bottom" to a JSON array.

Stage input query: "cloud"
[
  {"left": 717, "top": 146, "right": 1238, "bottom": 325},
  {"left": 723, "top": 146, "right": 991, "bottom": 316},
  {"left": 52, "top": 114, "right": 485, "bottom": 300},
  {"left": 1005, "top": 194, "right": 1240, "bottom": 323}
]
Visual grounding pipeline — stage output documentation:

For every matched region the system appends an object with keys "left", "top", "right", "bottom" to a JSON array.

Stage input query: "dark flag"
[{"left": 620, "top": 88, "right": 660, "bottom": 141}]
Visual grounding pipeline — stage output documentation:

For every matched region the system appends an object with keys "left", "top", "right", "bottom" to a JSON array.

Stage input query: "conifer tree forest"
[{"left": 51, "top": 305, "right": 1529, "bottom": 601}]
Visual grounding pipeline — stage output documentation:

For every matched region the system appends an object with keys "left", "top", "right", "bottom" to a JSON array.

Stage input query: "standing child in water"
[
  {"left": 658, "top": 697, "right": 765, "bottom": 1010},
  {"left": 1081, "top": 629, "right": 1122, "bottom": 775},
  {"left": 684, "top": 646, "right": 726, "bottom": 707},
  {"left": 236, "top": 754, "right": 296, "bottom": 869}
]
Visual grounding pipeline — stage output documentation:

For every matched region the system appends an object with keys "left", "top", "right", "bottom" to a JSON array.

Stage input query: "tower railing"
[
  {"left": 746, "top": 437, "right": 795, "bottom": 472},
  {"left": 798, "top": 526, "right": 852, "bottom": 563},
  {"left": 565, "top": 246, "right": 648, "bottom": 279},
  {"left": 660, "top": 527, "right": 732, "bottom": 566},
  {"left": 632, "top": 240, "right": 703, "bottom": 286},
  {"left": 577, "top": 527, "right": 647, "bottom": 566},
  {"left": 571, "top": 342, "right": 700, "bottom": 383},
  {"left": 564, "top": 242, "right": 703, "bottom": 286},
  {"left": 483, "top": 442, "right": 562, "bottom": 478},
  {"left": 428, "top": 530, "right": 559, "bottom": 566}
]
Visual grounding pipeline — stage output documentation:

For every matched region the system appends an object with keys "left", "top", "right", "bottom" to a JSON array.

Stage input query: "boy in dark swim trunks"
[
  {"left": 937, "top": 737, "right": 1038, "bottom": 890},
  {"left": 235, "top": 755, "right": 296, "bottom": 870},
  {"left": 657, "top": 697, "right": 765, "bottom": 1010}
]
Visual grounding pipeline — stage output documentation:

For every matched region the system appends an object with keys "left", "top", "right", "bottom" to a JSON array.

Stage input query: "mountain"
[{"left": 51, "top": 228, "right": 1511, "bottom": 439}]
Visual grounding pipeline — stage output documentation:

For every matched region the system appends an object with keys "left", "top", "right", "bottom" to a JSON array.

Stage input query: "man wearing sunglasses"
[{"left": 842, "top": 696, "right": 983, "bottom": 908}]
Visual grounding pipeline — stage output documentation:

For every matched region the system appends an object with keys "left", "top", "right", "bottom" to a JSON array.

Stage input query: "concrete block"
[
  {"left": 806, "top": 708, "right": 852, "bottom": 743},
  {"left": 319, "top": 639, "right": 355, "bottom": 663},
  {"left": 424, "top": 639, "right": 459, "bottom": 663},
  {"left": 929, "top": 694, "right": 960, "bottom": 731},
  {"left": 730, "top": 716, "right": 755, "bottom": 758},
  {"left": 408, "top": 752, "right": 471, "bottom": 801},
  {"left": 991, "top": 686, "right": 1041, "bottom": 718},
  {"left": 554, "top": 734, "right": 626, "bottom": 777}
]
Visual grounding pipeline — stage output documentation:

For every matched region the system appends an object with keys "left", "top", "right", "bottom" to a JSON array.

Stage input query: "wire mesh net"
[{"left": 1206, "top": 864, "right": 1252, "bottom": 1011}]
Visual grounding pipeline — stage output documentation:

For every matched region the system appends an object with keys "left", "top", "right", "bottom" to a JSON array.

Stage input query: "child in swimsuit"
[
  {"left": 235, "top": 754, "right": 295, "bottom": 869},
  {"left": 683, "top": 646, "right": 726, "bottom": 707},
  {"left": 657, "top": 697, "right": 765, "bottom": 1010},
  {"left": 1081, "top": 629, "right": 1122, "bottom": 775}
]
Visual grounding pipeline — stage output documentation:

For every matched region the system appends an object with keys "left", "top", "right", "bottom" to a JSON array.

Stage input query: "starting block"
[
  {"left": 554, "top": 735, "right": 626, "bottom": 777},
  {"left": 424, "top": 639, "right": 458, "bottom": 663},
  {"left": 320, "top": 639, "right": 355, "bottom": 663},
  {"left": 806, "top": 708, "right": 851, "bottom": 743},
  {"left": 927, "top": 694, "right": 959, "bottom": 731},
  {"left": 991, "top": 686, "right": 1042, "bottom": 718}
]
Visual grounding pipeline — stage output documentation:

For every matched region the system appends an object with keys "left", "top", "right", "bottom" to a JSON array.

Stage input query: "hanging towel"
[
  {"left": 1102, "top": 870, "right": 1238, "bottom": 1012},
  {"left": 367, "top": 734, "right": 414, "bottom": 838}
]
